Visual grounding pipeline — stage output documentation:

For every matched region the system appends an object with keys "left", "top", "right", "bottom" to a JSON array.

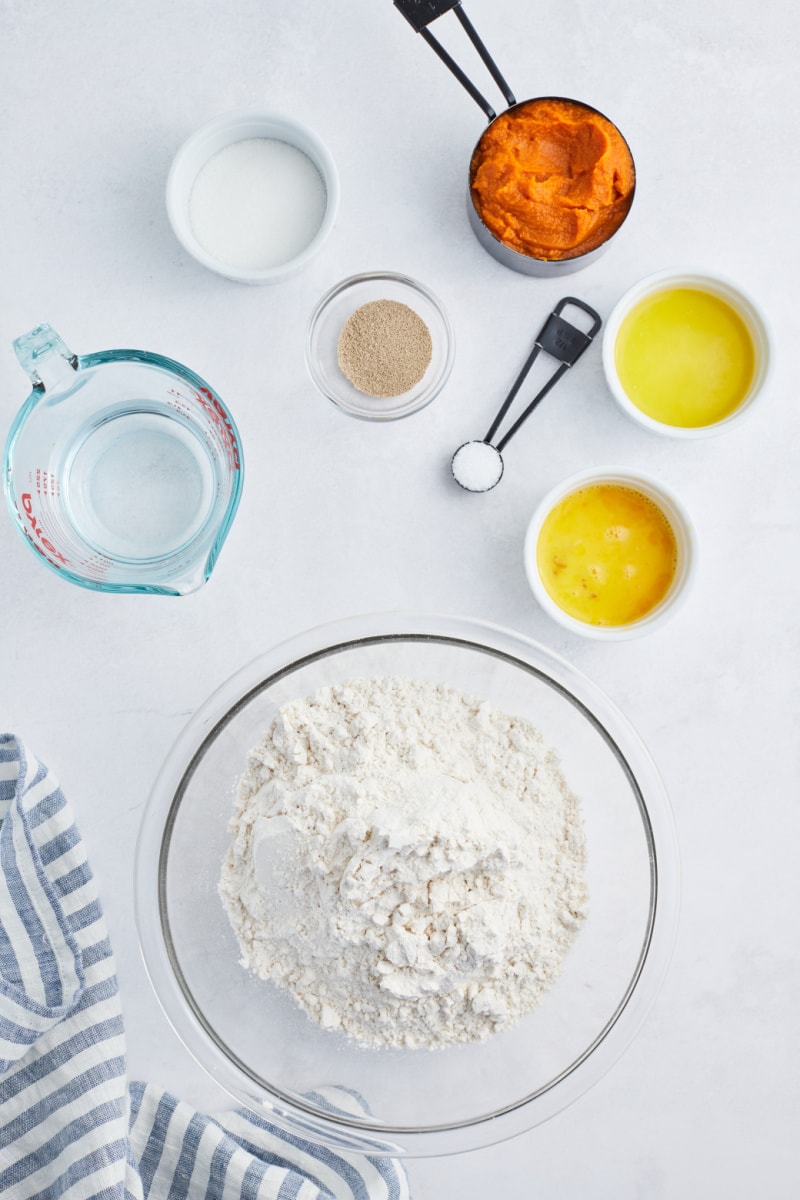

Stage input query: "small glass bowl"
[
  {"left": 305, "top": 272, "right": 455, "bottom": 420},
  {"left": 524, "top": 467, "right": 698, "bottom": 641}
]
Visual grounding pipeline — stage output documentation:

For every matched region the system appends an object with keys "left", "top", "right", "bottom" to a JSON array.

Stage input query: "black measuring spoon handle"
[
  {"left": 488, "top": 298, "right": 604, "bottom": 454},
  {"left": 394, "top": 1, "right": 516, "bottom": 122},
  {"left": 485, "top": 341, "right": 544, "bottom": 446},
  {"left": 494, "top": 363, "right": 569, "bottom": 453}
]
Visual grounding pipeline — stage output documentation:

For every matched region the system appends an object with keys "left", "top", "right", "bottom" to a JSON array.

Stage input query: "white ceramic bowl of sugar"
[{"left": 166, "top": 110, "right": 339, "bottom": 284}]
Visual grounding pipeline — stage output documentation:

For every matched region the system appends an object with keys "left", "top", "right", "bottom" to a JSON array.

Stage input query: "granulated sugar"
[
  {"left": 188, "top": 137, "right": 326, "bottom": 270},
  {"left": 451, "top": 440, "right": 504, "bottom": 492},
  {"left": 219, "top": 676, "right": 587, "bottom": 1050},
  {"left": 337, "top": 300, "right": 432, "bottom": 397}
]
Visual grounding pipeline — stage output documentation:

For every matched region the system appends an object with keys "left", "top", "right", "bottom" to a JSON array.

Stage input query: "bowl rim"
[
  {"left": 524, "top": 466, "right": 699, "bottom": 641},
  {"left": 165, "top": 108, "right": 340, "bottom": 285},
  {"left": 601, "top": 266, "right": 773, "bottom": 438},
  {"left": 304, "top": 271, "right": 456, "bottom": 421},
  {"left": 134, "top": 611, "right": 680, "bottom": 1157}
]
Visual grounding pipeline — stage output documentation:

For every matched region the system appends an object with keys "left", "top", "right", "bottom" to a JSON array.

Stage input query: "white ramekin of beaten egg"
[{"left": 524, "top": 466, "right": 698, "bottom": 640}]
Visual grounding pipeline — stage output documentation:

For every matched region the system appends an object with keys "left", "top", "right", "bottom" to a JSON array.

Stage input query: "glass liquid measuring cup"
[{"left": 4, "top": 324, "right": 244, "bottom": 595}]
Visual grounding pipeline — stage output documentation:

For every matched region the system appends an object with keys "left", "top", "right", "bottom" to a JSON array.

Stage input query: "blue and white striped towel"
[{"left": 0, "top": 734, "right": 410, "bottom": 1200}]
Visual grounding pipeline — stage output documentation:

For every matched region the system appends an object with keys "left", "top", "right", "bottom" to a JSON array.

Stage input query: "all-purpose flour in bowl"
[{"left": 219, "top": 676, "right": 588, "bottom": 1050}]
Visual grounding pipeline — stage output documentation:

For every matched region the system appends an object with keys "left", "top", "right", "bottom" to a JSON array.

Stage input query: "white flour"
[{"left": 219, "top": 677, "right": 587, "bottom": 1049}]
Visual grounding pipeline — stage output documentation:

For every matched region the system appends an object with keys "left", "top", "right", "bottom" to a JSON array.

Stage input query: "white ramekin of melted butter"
[{"left": 602, "top": 269, "right": 772, "bottom": 437}]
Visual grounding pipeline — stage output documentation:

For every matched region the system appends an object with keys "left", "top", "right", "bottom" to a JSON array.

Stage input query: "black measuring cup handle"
[{"left": 394, "top": 0, "right": 516, "bottom": 121}]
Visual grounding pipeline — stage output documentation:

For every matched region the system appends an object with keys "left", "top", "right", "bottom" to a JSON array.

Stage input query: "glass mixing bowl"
[{"left": 134, "top": 613, "right": 679, "bottom": 1157}]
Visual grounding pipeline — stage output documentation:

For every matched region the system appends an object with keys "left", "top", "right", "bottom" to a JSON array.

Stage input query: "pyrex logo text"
[{"left": 19, "top": 494, "right": 69, "bottom": 565}]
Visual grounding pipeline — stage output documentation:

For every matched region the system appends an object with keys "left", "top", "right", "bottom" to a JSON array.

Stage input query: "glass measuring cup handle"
[{"left": 14, "top": 323, "right": 78, "bottom": 393}]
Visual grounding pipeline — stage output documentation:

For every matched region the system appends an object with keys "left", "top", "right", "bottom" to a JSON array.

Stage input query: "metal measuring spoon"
[
  {"left": 451, "top": 441, "right": 504, "bottom": 492},
  {"left": 450, "top": 298, "right": 603, "bottom": 492}
]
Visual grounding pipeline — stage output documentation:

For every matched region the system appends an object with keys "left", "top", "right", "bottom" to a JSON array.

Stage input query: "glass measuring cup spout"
[{"left": 4, "top": 324, "right": 244, "bottom": 595}]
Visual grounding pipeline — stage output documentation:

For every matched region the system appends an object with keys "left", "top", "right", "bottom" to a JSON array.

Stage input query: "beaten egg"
[{"left": 535, "top": 483, "right": 678, "bottom": 626}]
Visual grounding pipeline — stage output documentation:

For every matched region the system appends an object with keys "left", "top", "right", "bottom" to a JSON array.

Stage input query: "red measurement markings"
[
  {"left": 166, "top": 389, "right": 193, "bottom": 419},
  {"left": 34, "top": 468, "right": 60, "bottom": 497},
  {"left": 77, "top": 551, "right": 112, "bottom": 580}
]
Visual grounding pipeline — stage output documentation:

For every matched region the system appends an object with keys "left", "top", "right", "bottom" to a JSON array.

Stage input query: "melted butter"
[
  {"left": 614, "top": 286, "right": 755, "bottom": 427},
  {"left": 536, "top": 484, "right": 678, "bottom": 626}
]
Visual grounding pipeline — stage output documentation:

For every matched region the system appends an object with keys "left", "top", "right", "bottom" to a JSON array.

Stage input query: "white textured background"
[{"left": 1, "top": 0, "right": 798, "bottom": 1195}]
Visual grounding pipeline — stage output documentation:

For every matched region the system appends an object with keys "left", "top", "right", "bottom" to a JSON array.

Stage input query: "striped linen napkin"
[{"left": 0, "top": 734, "right": 410, "bottom": 1200}]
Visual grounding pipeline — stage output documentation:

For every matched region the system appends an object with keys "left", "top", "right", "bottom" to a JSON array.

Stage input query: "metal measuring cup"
[{"left": 394, "top": 0, "right": 636, "bottom": 276}]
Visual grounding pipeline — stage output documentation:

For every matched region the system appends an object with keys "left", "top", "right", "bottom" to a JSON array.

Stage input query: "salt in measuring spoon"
[{"left": 451, "top": 298, "right": 602, "bottom": 492}]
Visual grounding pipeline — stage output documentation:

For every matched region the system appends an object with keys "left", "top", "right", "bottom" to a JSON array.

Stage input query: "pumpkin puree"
[{"left": 470, "top": 98, "right": 635, "bottom": 261}]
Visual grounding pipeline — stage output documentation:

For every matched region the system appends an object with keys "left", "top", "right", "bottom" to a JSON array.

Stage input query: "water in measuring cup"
[{"left": 65, "top": 410, "right": 215, "bottom": 560}]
